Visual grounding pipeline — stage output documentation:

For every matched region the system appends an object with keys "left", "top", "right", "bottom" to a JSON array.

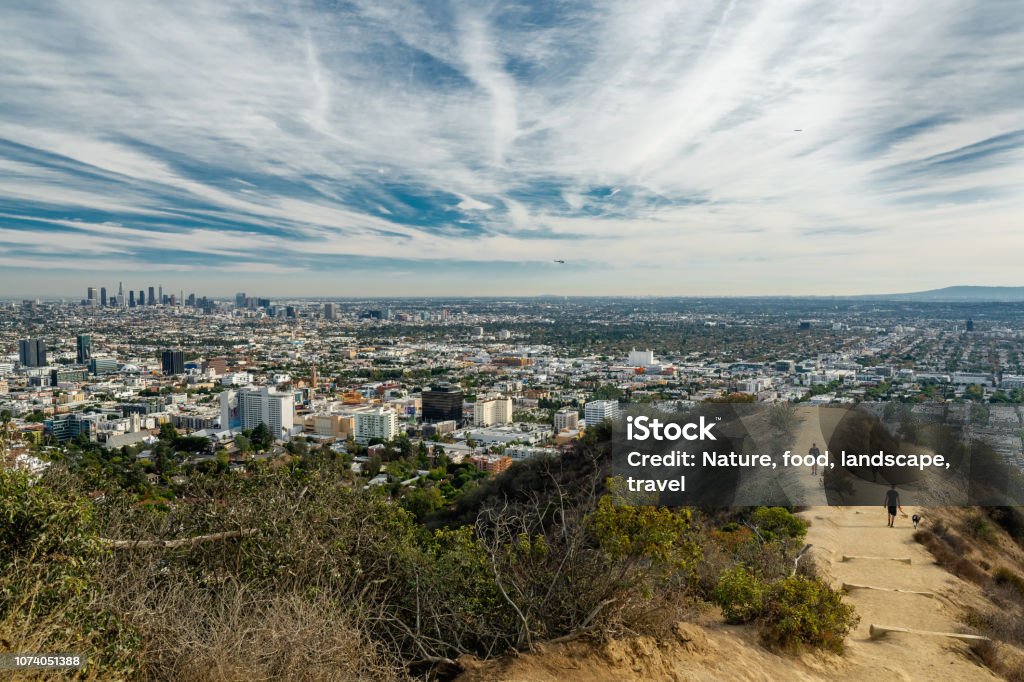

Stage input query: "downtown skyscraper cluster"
[{"left": 80, "top": 282, "right": 212, "bottom": 311}]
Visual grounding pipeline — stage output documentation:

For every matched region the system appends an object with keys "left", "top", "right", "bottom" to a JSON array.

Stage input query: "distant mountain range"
[{"left": 861, "top": 286, "right": 1024, "bottom": 302}]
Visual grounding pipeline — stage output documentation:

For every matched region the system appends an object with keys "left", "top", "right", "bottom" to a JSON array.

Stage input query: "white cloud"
[
  {"left": 455, "top": 195, "right": 493, "bottom": 211},
  {"left": 0, "top": 0, "right": 1022, "bottom": 294}
]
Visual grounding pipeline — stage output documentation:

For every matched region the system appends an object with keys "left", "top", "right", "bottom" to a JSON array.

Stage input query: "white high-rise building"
[
  {"left": 221, "top": 386, "right": 294, "bottom": 438},
  {"left": 354, "top": 407, "right": 399, "bottom": 443},
  {"left": 473, "top": 396, "right": 513, "bottom": 426},
  {"left": 628, "top": 348, "right": 655, "bottom": 366},
  {"left": 584, "top": 400, "right": 619, "bottom": 425}
]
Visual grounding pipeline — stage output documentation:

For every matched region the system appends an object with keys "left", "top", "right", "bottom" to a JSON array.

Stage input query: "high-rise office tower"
[
  {"left": 235, "top": 292, "right": 246, "bottom": 308},
  {"left": 138, "top": 290, "right": 144, "bottom": 307},
  {"left": 118, "top": 281, "right": 124, "bottom": 299},
  {"left": 87, "top": 287, "right": 98, "bottom": 305},
  {"left": 90, "top": 357, "right": 119, "bottom": 375},
  {"left": 18, "top": 338, "right": 47, "bottom": 367},
  {"left": 158, "top": 285, "right": 163, "bottom": 304},
  {"left": 129, "top": 291, "right": 136, "bottom": 307},
  {"left": 161, "top": 349, "right": 184, "bottom": 375},
  {"left": 100, "top": 287, "right": 107, "bottom": 306},
  {"left": 148, "top": 287, "right": 155, "bottom": 305},
  {"left": 323, "top": 302, "right": 337, "bottom": 320},
  {"left": 422, "top": 383, "right": 464, "bottom": 424},
  {"left": 76, "top": 334, "right": 92, "bottom": 363}
]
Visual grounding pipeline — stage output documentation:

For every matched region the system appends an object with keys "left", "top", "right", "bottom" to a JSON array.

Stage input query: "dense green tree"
[
  {"left": 172, "top": 435, "right": 210, "bottom": 453},
  {"left": 964, "top": 383, "right": 985, "bottom": 401},
  {"left": 158, "top": 422, "right": 179, "bottom": 442},
  {"left": 250, "top": 422, "right": 273, "bottom": 451},
  {"left": 403, "top": 485, "right": 443, "bottom": 520},
  {"left": 234, "top": 435, "right": 252, "bottom": 455},
  {"left": 285, "top": 439, "right": 309, "bottom": 456}
]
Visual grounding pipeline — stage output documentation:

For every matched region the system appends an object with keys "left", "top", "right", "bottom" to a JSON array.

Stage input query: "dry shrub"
[
  {"left": 916, "top": 510, "right": 1024, "bottom": 681},
  {"left": 120, "top": 584, "right": 407, "bottom": 682},
  {"left": 954, "top": 557, "right": 990, "bottom": 585},
  {"left": 966, "top": 607, "right": 1024, "bottom": 682},
  {"left": 970, "top": 640, "right": 1024, "bottom": 682},
  {"left": 992, "top": 567, "right": 1024, "bottom": 602},
  {"left": 913, "top": 529, "right": 987, "bottom": 585},
  {"left": 695, "top": 538, "right": 737, "bottom": 599}
]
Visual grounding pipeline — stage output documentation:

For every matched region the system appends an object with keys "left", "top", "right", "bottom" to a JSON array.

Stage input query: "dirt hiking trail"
[{"left": 792, "top": 406, "right": 996, "bottom": 681}]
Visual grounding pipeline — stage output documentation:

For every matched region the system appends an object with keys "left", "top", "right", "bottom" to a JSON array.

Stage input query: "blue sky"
[{"left": 1, "top": 0, "right": 1023, "bottom": 297}]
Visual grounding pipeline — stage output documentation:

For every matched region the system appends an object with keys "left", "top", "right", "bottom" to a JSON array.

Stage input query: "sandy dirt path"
[{"left": 791, "top": 406, "right": 997, "bottom": 681}]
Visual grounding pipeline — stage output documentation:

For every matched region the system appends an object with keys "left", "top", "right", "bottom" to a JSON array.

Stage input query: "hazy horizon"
[
  {"left": 7, "top": 283, "right": 1024, "bottom": 301},
  {"left": 2, "top": 1, "right": 1023, "bottom": 296}
]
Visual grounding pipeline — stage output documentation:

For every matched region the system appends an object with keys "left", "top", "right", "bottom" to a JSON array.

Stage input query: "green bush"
[
  {"left": 759, "top": 576, "right": 859, "bottom": 653},
  {"left": 965, "top": 513, "right": 998, "bottom": 544},
  {"left": 713, "top": 566, "right": 857, "bottom": 652},
  {"left": 591, "top": 496, "right": 697, "bottom": 567},
  {"left": 713, "top": 566, "right": 766, "bottom": 624},
  {"left": 750, "top": 507, "right": 808, "bottom": 541}
]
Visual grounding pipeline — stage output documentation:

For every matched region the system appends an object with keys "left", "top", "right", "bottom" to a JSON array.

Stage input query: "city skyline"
[
  {"left": 2, "top": 1, "right": 1023, "bottom": 296},
  {"left": 11, "top": 281, "right": 1024, "bottom": 303}
]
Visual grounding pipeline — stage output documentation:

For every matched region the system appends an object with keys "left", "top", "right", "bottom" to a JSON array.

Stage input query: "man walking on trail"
[
  {"left": 809, "top": 442, "right": 821, "bottom": 475},
  {"left": 885, "top": 484, "right": 902, "bottom": 528}
]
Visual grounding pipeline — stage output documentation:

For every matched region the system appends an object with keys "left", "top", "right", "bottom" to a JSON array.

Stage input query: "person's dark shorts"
[{"left": 888, "top": 506, "right": 898, "bottom": 516}]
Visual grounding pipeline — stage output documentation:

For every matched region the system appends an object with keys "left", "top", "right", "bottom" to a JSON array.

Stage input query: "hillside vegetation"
[{"left": 3, "top": 436, "right": 857, "bottom": 680}]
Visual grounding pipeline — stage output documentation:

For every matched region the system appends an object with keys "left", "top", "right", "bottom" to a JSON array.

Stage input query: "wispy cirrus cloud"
[{"left": 0, "top": 0, "right": 1022, "bottom": 296}]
